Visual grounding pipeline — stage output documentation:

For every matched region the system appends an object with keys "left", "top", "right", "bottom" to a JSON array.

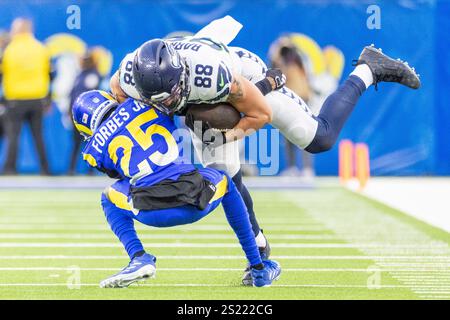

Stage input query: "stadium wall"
[{"left": 0, "top": 0, "right": 446, "bottom": 176}]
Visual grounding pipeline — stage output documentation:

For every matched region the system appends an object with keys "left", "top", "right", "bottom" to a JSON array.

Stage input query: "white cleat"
[
  {"left": 100, "top": 264, "right": 156, "bottom": 288},
  {"left": 100, "top": 253, "right": 157, "bottom": 288}
]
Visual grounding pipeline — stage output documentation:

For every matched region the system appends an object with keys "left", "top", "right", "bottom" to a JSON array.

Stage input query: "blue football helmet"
[
  {"left": 132, "top": 39, "right": 190, "bottom": 115},
  {"left": 72, "top": 90, "right": 118, "bottom": 139}
]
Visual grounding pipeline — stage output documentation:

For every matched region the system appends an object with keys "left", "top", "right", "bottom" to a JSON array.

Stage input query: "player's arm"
[
  {"left": 98, "top": 167, "right": 122, "bottom": 179},
  {"left": 225, "top": 73, "right": 273, "bottom": 142},
  {"left": 83, "top": 152, "right": 122, "bottom": 179},
  {"left": 255, "top": 69, "right": 286, "bottom": 96},
  {"left": 110, "top": 70, "right": 128, "bottom": 103}
]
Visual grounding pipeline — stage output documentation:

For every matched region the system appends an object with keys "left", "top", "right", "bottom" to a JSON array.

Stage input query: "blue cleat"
[
  {"left": 251, "top": 260, "right": 281, "bottom": 287},
  {"left": 100, "top": 253, "right": 156, "bottom": 288},
  {"left": 242, "top": 233, "right": 271, "bottom": 286}
]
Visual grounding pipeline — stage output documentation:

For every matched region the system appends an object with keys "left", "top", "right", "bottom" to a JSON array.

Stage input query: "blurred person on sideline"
[
  {"left": 68, "top": 50, "right": 101, "bottom": 175},
  {"left": 269, "top": 34, "right": 344, "bottom": 179},
  {"left": 0, "top": 30, "right": 10, "bottom": 145},
  {"left": 0, "top": 18, "right": 51, "bottom": 175}
]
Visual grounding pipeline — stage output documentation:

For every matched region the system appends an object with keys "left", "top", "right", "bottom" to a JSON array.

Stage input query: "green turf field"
[{"left": 0, "top": 186, "right": 449, "bottom": 300}]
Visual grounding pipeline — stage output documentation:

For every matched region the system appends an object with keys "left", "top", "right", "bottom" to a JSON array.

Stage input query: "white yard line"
[
  {"left": 286, "top": 193, "right": 450, "bottom": 300},
  {"left": 0, "top": 217, "right": 302, "bottom": 223},
  {"left": 0, "top": 255, "right": 449, "bottom": 260},
  {"left": 0, "top": 283, "right": 448, "bottom": 289},
  {"left": 0, "top": 219, "right": 323, "bottom": 226},
  {"left": 0, "top": 242, "right": 448, "bottom": 248},
  {"left": 0, "top": 267, "right": 448, "bottom": 273},
  {"left": 0, "top": 175, "right": 318, "bottom": 190},
  {"left": 0, "top": 224, "right": 327, "bottom": 231},
  {"left": 0, "top": 233, "right": 338, "bottom": 240}
]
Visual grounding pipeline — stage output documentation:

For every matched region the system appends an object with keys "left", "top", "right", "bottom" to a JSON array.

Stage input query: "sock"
[
  {"left": 133, "top": 250, "right": 146, "bottom": 259},
  {"left": 221, "top": 177, "right": 262, "bottom": 267},
  {"left": 101, "top": 194, "right": 144, "bottom": 260},
  {"left": 251, "top": 263, "right": 264, "bottom": 270},
  {"left": 255, "top": 231, "right": 267, "bottom": 248},
  {"left": 350, "top": 64, "right": 374, "bottom": 89},
  {"left": 232, "top": 170, "right": 261, "bottom": 236}
]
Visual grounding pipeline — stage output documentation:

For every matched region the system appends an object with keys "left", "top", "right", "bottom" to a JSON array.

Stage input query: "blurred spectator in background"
[
  {"left": 0, "top": 18, "right": 51, "bottom": 175},
  {"left": 269, "top": 34, "right": 344, "bottom": 179},
  {"left": 68, "top": 50, "right": 101, "bottom": 175},
  {"left": 0, "top": 30, "right": 10, "bottom": 146}
]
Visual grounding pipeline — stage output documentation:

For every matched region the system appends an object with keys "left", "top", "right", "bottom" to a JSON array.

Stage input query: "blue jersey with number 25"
[{"left": 82, "top": 98, "right": 195, "bottom": 187}]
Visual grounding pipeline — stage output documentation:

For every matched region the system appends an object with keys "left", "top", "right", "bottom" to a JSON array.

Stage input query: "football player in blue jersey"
[
  {"left": 72, "top": 89, "right": 281, "bottom": 288},
  {"left": 110, "top": 40, "right": 285, "bottom": 286}
]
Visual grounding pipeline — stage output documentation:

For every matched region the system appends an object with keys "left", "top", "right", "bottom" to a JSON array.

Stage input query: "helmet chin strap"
[{"left": 174, "top": 62, "right": 191, "bottom": 113}]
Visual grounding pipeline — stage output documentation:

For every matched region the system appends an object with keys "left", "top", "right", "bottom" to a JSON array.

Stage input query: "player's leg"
[
  {"left": 132, "top": 168, "right": 239, "bottom": 226},
  {"left": 231, "top": 170, "right": 266, "bottom": 242},
  {"left": 218, "top": 170, "right": 280, "bottom": 286},
  {"left": 99, "top": 180, "right": 156, "bottom": 288},
  {"left": 190, "top": 130, "right": 270, "bottom": 254},
  {"left": 230, "top": 168, "right": 272, "bottom": 285},
  {"left": 132, "top": 168, "right": 226, "bottom": 228},
  {"left": 235, "top": 45, "right": 420, "bottom": 154},
  {"left": 133, "top": 168, "right": 281, "bottom": 287},
  {"left": 306, "top": 45, "right": 420, "bottom": 152},
  {"left": 199, "top": 168, "right": 277, "bottom": 286},
  {"left": 268, "top": 48, "right": 420, "bottom": 153},
  {"left": 304, "top": 74, "right": 367, "bottom": 152},
  {"left": 265, "top": 70, "right": 372, "bottom": 152}
]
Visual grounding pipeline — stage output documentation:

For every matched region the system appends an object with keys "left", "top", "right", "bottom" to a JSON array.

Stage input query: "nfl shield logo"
[{"left": 82, "top": 113, "right": 89, "bottom": 124}]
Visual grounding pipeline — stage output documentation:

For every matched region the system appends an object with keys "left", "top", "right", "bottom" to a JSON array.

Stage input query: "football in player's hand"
[{"left": 185, "top": 103, "right": 241, "bottom": 131}]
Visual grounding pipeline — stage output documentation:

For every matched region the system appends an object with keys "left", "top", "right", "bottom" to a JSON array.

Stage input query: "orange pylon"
[
  {"left": 355, "top": 143, "right": 370, "bottom": 189},
  {"left": 338, "top": 140, "right": 354, "bottom": 184}
]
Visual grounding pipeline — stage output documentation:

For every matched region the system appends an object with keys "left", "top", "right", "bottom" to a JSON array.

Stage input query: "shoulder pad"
[{"left": 118, "top": 51, "right": 141, "bottom": 100}]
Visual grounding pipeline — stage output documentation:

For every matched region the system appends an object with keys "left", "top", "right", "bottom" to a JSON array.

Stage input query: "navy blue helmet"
[{"left": 132, "top": 39, "right": 189, "bottom": 114}]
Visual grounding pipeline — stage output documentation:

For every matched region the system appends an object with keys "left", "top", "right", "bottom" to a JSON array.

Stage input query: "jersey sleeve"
[
  {"left": 82, "top": 142, "right": 123, "bottom": 179},
  {"left": 82, "top": 142, "right": 103, "bottom": 171},
  {"left": 118, "top": 51, "right": 141, "bottom": 100}
]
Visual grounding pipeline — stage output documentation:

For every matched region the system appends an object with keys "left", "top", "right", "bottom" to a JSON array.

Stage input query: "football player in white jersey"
[
  {"left": 115, "top": 36, "right": 420, "bottom": 163},
  {"left": 109, "top": 24, "right": 420, "bottom": 286}
]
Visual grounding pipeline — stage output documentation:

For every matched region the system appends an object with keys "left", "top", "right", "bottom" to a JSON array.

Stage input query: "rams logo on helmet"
[{"left": 72, "top": 90, "right": 118, "bottom": 140}]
